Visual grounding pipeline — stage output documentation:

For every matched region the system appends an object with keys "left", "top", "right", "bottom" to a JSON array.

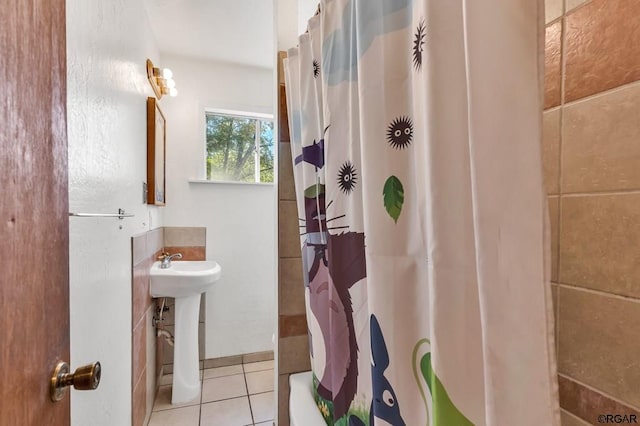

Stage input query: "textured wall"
[
  {"left": 543, "top": 0, "right": 640, "bottom": 424},
  {"left": 66, "top": 0, "right": 163, "bottom": 424},
  {"left": 159, "top": 54, "right": 277, "bottom": 359}
]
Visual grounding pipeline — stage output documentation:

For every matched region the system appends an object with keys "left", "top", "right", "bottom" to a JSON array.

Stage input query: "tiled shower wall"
[
  {"left": 277, "top": 51, "right": 312, "bottom": 426},
  {"left": 131, "top": 226, "right": 206, "bottom": 426},
  {"left": 543, "top": 0, "right": 640, "bottom": 424}
]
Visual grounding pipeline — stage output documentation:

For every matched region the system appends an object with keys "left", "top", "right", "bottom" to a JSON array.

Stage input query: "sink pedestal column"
[{"left": 171, "top": 293, "right": 202, "bottom": 404}]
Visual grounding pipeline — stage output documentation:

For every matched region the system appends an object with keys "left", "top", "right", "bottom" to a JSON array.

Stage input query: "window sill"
[{"left": 188, "top": 179, "right": 275, "bottom": 187}]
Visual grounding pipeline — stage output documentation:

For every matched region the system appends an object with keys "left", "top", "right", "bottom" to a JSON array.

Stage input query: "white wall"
[
  {"left": 278, "top": 0, "right": 299, "bottom": 50},
  {"left": 277, "top": 0, "right": 317, "bottom": 50},
  {"left": 160, "top": 55, "right": 276, "bottom": 358},
  {"left": 298, "top": 0, "right": 319, "bottom": 34},
  {"left": 66, "top": 1, "right": 162, "bottom": 424}
]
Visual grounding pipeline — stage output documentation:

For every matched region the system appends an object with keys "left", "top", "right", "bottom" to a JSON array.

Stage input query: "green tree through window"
[{"left": 205, "top": 112, "right": 274, "bottom": 183}]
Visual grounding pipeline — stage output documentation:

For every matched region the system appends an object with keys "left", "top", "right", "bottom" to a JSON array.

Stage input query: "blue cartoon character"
[{"left": 350, "top": 314, "right": 406, "bottom": 426}]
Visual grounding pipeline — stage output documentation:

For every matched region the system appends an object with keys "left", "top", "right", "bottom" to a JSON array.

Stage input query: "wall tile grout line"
[{"left": 555, "top": 282, "right": 640, "bottom": 304}]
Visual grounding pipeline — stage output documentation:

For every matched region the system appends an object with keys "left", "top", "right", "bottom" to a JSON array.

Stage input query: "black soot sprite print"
[
  {"left": 413, "top": 18, "right": 426, "bottom": 71},
  {"left": 386, "top": 116, "right": 413, "bottom": 149},
  {"left": 313, "top": 60, "right": 320, "bottom": 78},
  {"left": 337, "top": 161, "right": 358, "bottom": 194}
]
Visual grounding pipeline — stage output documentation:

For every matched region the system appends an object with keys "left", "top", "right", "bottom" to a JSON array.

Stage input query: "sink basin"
[
  {"left": 150, "top": 260, "right": 222, "bottom": 404},
  {"left": 150, "top": 260, "right": 221, "bottom": 298}
]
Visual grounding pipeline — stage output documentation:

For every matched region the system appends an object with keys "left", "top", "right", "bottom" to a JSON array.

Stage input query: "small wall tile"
[
  {"left": 559, "top": 375, "right": 640, "bottom": 424},
  {"left": 565, "top": 0, "right": 590, "bottom": 13},
  {"left": 558, "top": 286, "right": 640, "bottom": 408},
  {"left": 279, "top": 85, "right": 290, "bottom": 143},
  {"left": 162, "top": 246, "right": 206, "bottom": 261},
  {"left": 163, "top": 325, "right": 175, "bottom": 365},
  {"left": 133, "top": 369, "right": 147, "bottom": 426},
  {"left": 560, "top": 409, "right": 592, "bottom": 426},
  {"left": 278, "top": 143, "right": 296, "bottom": 201},
  {"left": 279, "top": 201, "right": 302, "bottom": 258},
  {"left": 132, "top": 234, "right": 147, "bottom": 267},
  {"left": 543, "top": 109, "right": 561, "bottom": 195},
  {"left": 559, "top": 194, "right": 640, "bottom": 298},
  {"left": 545, "top": 21, "right": 563, "bottom": 110},
  {"left": 562, "top": 82, "right": 640, "bottom": 193},
  {"left": 278, "top": 335, "right": 310, "bottom": 375},
  {"left": 278, "top": 374, "right": 290, "bottom": 426},
  {"left": 133, "top": 260, "right": 152, "bottom": 325},
  {"left": 279, "top": 258, "right": 306, "bottom": 316},
  {"left": 133, "top": 319, "right": 146, "bottom": 390},
  {"left": 278, "top": 51, "right": 287, "bottom": 85},
  {"left": 279, "top": 314, "right": 308, "bottom": 338},
  {"left": 546, "top": 0, "right": 563, "bottom": 23},
  {"left": 551, "top": 283, "right": 558, "bottom": 316},
  {"left": 549, "top": 196, "right": 559, "bottom": 282},
  {"left": 146, "top": 228, "right": 164, "bottom": 258},
  {"left": 164, "top": 227, "right": 206, "bottom": 247},
  {"left": 565, "top": 0, "right": 640, "bottom": 102},
  {"left": 199, "top": 323, "right": 205, "bottom": 360},
  {"left": 155, "top": 299, "right": 165, "bottom": 380}
]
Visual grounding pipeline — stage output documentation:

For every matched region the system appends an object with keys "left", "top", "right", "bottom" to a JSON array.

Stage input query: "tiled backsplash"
[{"left": 543, "top": 0, "right": 640, "bottom": 423}]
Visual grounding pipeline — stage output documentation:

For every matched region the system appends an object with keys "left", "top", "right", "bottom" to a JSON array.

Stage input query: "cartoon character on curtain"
[{"left": 297, "top": 134, "right": 367, "bottom": 421}]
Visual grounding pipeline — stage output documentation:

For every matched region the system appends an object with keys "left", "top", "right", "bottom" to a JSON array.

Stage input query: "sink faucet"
[{"left": 158, "top": 252, "right": 183, "bottom": 269}]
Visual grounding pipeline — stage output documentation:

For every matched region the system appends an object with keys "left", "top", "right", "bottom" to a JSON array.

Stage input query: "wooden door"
[{"left": 0, "top": 1, "right": 70, "bottom": 425}]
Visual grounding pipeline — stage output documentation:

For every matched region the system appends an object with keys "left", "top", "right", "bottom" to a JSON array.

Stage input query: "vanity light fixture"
[{"left": 146, "top": 58, "right": 178, "bottom": 99}]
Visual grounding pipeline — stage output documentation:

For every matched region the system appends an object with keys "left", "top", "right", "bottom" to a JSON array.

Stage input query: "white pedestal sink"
[{"left": 150, "top": 260, "right": 222, "bottom": 404}]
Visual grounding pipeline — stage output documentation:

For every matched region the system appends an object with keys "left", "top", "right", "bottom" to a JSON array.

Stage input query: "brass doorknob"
[{"left": 50, "top": 361, "right": 101, "bottom": 402}]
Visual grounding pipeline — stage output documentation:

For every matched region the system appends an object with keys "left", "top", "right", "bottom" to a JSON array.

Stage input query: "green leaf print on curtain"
[
  {"left": 383, "top": 176, "right": 404, "bottom": 223},
  {"left": 413, "top": 340, "right": 474, "bottom": 426}
]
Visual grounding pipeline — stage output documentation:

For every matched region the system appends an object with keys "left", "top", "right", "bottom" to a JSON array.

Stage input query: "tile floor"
[{"left": 149, "top": 360, "right": 275, "bottom": 426}]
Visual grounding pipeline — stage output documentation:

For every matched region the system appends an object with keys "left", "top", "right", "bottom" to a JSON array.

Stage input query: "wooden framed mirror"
[{"left": 147, "top": 97, "right": 166, "bottom": 205}]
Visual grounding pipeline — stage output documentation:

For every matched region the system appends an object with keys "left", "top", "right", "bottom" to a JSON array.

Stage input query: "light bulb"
[
  {"left": 169, "top": 88, "right": 178, "bottom": 97},
  {"left": 162, "top": 68, "right": 173, "bottom": 79},
  {"left": 166, "top": 78, "right": 176, "bottom": 89}
]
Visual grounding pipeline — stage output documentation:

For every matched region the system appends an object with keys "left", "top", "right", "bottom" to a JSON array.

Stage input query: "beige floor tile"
[
  {"left": 202, "top": 374, "right": 247, "bottom": 403},
  {"left": 246, "top": 370, "right": 275, "bottom": 395},
  {"left": 203, "top": 364, "right": 244, "bottom": 379},
  {"left": 254, "top": 422, "right": 275, "bottom": 426},
  {"left": 200, "top": 397, "right": 252, "bottom": 426},
  {"left": 148, "top": 405, "right": 200, "bottom": 426},
  {"left": 152, "top": 385, "right": 200, "bottom": 412},
  {"left": 243, "top": 360, "right": 274, "bottom": 373},
  {"left": 250, "top": 391, "right": 275, "bottom": 423}
]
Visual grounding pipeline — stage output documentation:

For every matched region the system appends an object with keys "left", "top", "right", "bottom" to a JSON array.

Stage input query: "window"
[{"left": 205, "top": 111, "right": 274, "bottom": 183}]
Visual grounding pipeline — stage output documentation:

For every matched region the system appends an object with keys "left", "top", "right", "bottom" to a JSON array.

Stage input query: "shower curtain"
[{"left": 284, "top": 0, "right": 559, "bottom": 425}]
